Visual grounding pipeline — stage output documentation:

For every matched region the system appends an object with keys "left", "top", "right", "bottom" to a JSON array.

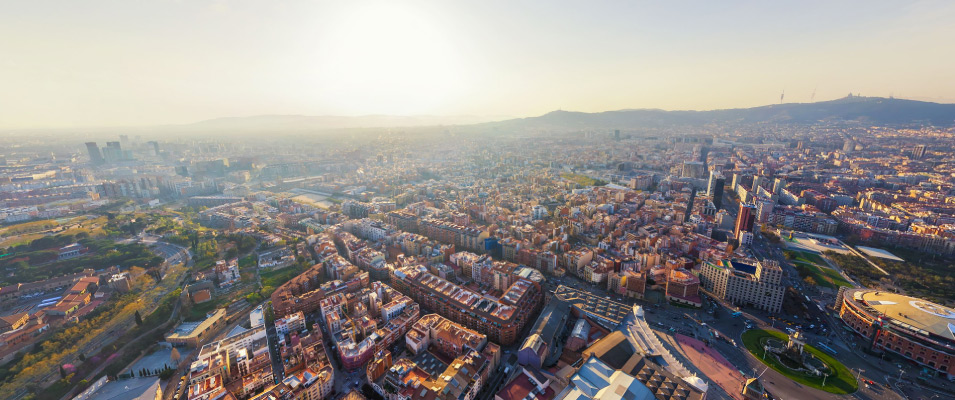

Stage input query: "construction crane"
[{"left": 780, "top": 90, "right": 785, "bottom": 104}]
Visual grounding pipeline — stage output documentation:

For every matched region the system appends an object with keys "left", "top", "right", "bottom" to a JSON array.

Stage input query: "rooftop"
[
  {"left": 79, "top": 377, "right": 161, "bottom": 400},
  {"left": 850, "top": 289, "right": 955, "bottom": 341},
  {"left": 553, "top": 286, "right": 631, "bottom": 329}
]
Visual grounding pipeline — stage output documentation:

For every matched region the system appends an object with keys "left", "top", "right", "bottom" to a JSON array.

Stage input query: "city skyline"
[{"left": 2, "top": 1, "right": 955, "bottom": 129}]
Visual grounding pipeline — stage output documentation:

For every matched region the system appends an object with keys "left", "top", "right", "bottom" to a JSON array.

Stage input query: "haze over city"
[
  {"left": 3, "top": 2, "right": 955, "bottom": 400},
  {"left": 2, "top": 0, "right": 955, "bottom": 129}
]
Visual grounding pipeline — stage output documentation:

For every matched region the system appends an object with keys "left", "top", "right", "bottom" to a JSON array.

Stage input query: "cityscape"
[{"left": 2, "top": 2, "right": 955, "bottom": 400}]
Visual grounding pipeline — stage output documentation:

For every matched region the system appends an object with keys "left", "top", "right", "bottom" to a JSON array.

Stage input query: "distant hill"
[
  {"left": 481, "top": 96, "right": 955, "bottom": 130},
  {"left": 173, "top": 114, "right": 512, "bottom": 132},
  {"left": 136, "top": 96, "right": 955, "bottom": 135}
]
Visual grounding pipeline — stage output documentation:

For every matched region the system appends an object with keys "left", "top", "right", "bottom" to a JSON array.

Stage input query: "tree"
[
  {"left": 264, "top": 303, "right": 275, "bottom": 324},
  {"left": 134, "top": 310, "right": 143, "bottom": 326},
  {"left": 171, "top": 347, "right": 180, "bottom": 362},
  {"left": 159, "top": 367, "right": 175, "bottom": 380},
  {"left": 804, "top": 276, "right": 817, "bottom": 287}
]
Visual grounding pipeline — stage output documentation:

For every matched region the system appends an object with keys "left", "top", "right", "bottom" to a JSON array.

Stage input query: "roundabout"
[{"left": 742, "top": 329, "right": 858, "bottom": 395}]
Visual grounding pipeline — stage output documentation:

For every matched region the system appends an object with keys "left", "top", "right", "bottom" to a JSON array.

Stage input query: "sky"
[{"left": 1, "top": 0, "right": 955, "bottom": 129}]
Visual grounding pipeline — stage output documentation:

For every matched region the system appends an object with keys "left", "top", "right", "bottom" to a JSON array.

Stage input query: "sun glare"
[{"left": 312, "top": 3, "right": 467, "bottom": 115}]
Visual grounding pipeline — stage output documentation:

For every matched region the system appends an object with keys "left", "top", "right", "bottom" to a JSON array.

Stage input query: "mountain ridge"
[{"left": 485, "top": 96, "right": 955, "bottom": 130}]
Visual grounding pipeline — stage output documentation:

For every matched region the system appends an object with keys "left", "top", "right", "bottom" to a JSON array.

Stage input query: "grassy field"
[
  {"left": 742, "top": 329, "right": 857, "bottom": 394},
  {"left": 786, "top": 250, "right": 852, "bottom": 289},
  {"left": 260, "top": 264, "right": 306, "bottom": 288},
  {"left": 0, "top": 233, "right": 46, "bottom": 248},
  {"left": 0, "top": 216, "right": 108, "bottom": 248},
  {"left": 793, "top": 261, "right": 852, "bottom": 289},
  {"left": 560, "top": 173, "right": 607, "bottom": 187}
]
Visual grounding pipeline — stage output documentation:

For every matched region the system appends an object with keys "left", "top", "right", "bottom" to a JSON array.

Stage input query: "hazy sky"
[{"left": 2, "top": 0, "right": 955, "bottom": 129}]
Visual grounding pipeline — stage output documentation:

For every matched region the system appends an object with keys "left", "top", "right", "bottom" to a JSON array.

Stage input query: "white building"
[
  {"left": 250, "top": 305, "right": 265, "bottom": 329},
  {"left": 699, "top": 259, "right": 784, "bottom": 313}
]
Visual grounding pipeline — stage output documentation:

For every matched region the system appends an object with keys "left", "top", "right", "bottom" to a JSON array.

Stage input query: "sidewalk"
[{"left": 675, "top": 333, "right": 745, "bottom": 400}]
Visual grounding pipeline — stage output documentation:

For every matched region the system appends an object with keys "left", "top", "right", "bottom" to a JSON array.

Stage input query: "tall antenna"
[
  {"left": 780, "top": 90, "right": 785, "bottom": 104},
  {"left": 810, "top": 87, "right": 816, "bottom": 103}
]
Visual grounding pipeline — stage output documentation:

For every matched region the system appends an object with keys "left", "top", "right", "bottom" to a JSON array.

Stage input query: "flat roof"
[
  {"left": 853, "top": 290, "right": 955, "bottom": 340},
  {"left": 729, "top": 261, "right": 756, "bottom": 275},
  {"left": 553, "top": 286, "right": 631, "bottom": 328},
  {"left": 856, "top": 246, "right": 904, "bottom": 262},
  {"left": 90, "top": 377, "right": 161, "bottom": 400},
  {"left": 167, "top": 308, "right": 226, "bottom": 339}
]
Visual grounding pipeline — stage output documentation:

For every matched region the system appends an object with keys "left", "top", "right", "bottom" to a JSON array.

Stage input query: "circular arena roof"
[{"left": 850, "top": 290, "right": 955, "bottom": 340}]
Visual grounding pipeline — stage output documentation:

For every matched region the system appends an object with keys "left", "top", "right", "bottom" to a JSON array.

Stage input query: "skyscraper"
[
  {"left": 85, "top": 142, "right": 104, "bottom": 165},
  {"left": 735, "top": 203, "right": 756, "bottom": 240},
  {"left": 103, "top": 141, "right": 123, "bottom": 163},
  {"left": 681, "top": 161, "right": 706, "bottom": 179},
  {"left": 614, "top": 129, "right": 620, "bottom": 141},
  {"left": 708, "top": 170, "right": 725, "bottom": 210},
  {"left": 912, "top": 145, "right": 926, "bottom": 159},
  {"left": 148, "top": 141, "right": 160, "bottom": 156}
]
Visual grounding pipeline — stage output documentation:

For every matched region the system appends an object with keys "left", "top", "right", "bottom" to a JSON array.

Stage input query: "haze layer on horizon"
[{"left": 2, "top": 0, "right": 954, "bottom": 130}]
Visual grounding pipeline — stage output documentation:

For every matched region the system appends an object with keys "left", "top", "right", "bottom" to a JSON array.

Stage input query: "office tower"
[
  {"left": 148, "top": 141, "right": 160, "bottom": 156},
  {"left": 85, "top": 142, "right": 104, "bottom": 165},
  {"left": 735, "top": 203, "right": 756, "bottom": 240},
  {"left": 712, "top": 179, "right": 724, "bottom": 210},
  {"left": 614, "top": 129, "right": 620, "bottom": 141},
  {"left": 681, "top": 161, "right": 706, "bottom": 179},
  {"left": 698, "top": 146, "right": 709, "bottom": 164},
  {"left": 752, "top": 175, "right": 765, "bottom": 191},
  {"left": 912, "top": 145, "right": 926, "bottom": 160},
  {"left": 103, "top": 141, "right": 123, "bottom": 163},
  {"left": 708, "top": 171, "right": 725, "bottom": 210}
]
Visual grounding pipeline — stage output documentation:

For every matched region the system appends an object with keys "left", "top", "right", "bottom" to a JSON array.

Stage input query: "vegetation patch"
[
  {"left": 784, "top": 251, "right": 851, "bottom": 289},
  {"left": 742, "top": 329, "right": 857, "bottom": 394},
  {"left": 827, "top": 249, "right": 955, "bottom": 303},
  {"left": 0, "top": 265, "right": 187, "bottom": 399},
  {"left": 560, "top": 173, "right": 608, "bottom": 187},
  {"left": 792, "top": 261, "right": 852, "bottom": 289},
  {"left": 0, "top": 235, "right": 164, "bottom": 286},
  {"left": 260, "top": 263, "right": 307, "bottom": 290}
]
